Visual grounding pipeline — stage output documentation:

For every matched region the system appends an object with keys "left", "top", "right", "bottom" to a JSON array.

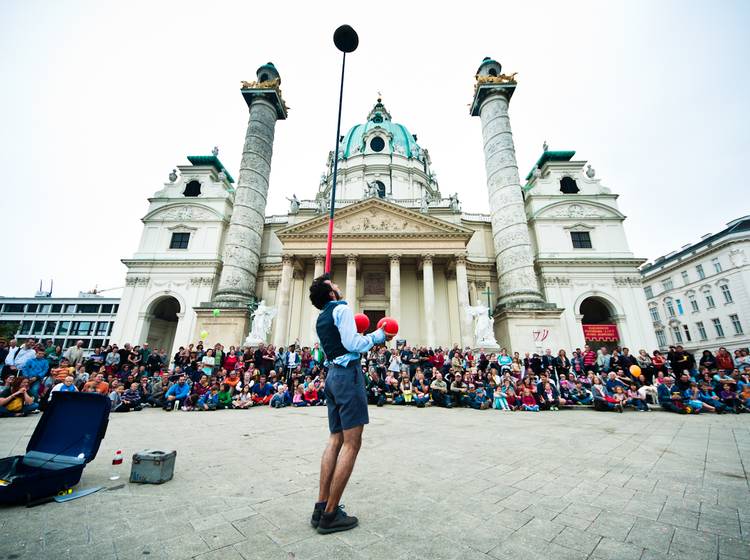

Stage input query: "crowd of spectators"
[{"left": 1, "top": 336, "right": 749, "bottom": 417}]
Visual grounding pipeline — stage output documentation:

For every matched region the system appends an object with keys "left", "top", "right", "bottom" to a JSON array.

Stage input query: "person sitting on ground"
[
  {"left": 217, "top": 383, "right": 233, "bottom": 410},
  {"left": 400, "top": 374, "right": 413, "bottom": 405},
  {"left": 493, "top": 382, "right": 510, "bottom": 410},
  {"left": 520, "top": 387, "right": 539, "bottom": 411},
  {"left": 720, "top": 383, "right": 740, "bottom": 413},
  {"left": 304, "top": 379, "right": 321, "bottom": 406},
  {"left": 698, "top": 382, "right": 727, "bottom": 413},
  {"left": 110, "top": 383, "right": 134, "bottom": 412},
  {"left": 626, "top": 382, "right": 649, "bottom": 411},
  {"left": 366, "top": 369, "right": 386, "bottom": 407},
  {"left": 429, "top": 372, "right": 452, "bottom": 408},
  {"left": 450, "top": 372, "right": 468, "bottom": 407},
  {"left": 162, "top": 374, "right": 190, "bottom": 410},
  {"left": 0, "top": 377, "right": 39, "bottom": 416},
  {"left": 471, "top": 384, "right": 491, "bottom": 410},
  {"left": 197, "top": 385, "right": 219, "bottom": 411},
  {"left": 234, "top": 385, "right": 253, "bottom": 409},
  {"left": 292, "top": 384, "right": 307, "bottom": 407},
  {"left": 570, "top": 381, "right": 593, "bottom": 405},
  {"left": 538, "top": 381, "right": 562, "bottom": 411},
  {"left": 657, "top": 376, "right": 687, "bottom": 414},
  {"left": 251, "top": 374, "right": 274, "bottom": 406},
  {"left": 270, "top": 383, "right": 289, "bottom": 408},
  {"left": 683, "top": 382, "right": 707, "bottom": 413},
  {"left": 122, "top": 382, "right": 143, "bottom": 411},
  {"left": 83, "top": 372, "right": 110, "bottom": 395},
  {"left": 592, "top": 376, "right": 622, "bottom": 412},
  {"left": 187, "top": 375, "right": 210, "bottom": 409},
  {"left": 412, "top": 371, "right": 430, "bottom": 407}
]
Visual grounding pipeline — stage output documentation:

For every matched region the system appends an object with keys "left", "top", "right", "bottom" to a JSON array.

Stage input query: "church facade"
[{"left": 111, "top": 58, "right": 657, "bottom": 356}]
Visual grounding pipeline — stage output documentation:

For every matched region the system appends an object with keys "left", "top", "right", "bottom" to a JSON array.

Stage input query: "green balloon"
[{"left": 212, "top": 308, "right": 221, "bottom": 317}]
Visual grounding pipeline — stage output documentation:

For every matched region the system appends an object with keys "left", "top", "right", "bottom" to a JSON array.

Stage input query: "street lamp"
[{"left": 324, "top": 25, "right": 359, "bottom": 274}]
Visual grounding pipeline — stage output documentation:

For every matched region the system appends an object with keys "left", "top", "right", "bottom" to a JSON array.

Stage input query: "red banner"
[{"left": 582, "top": 324, "right": 619, "bottom": 341}]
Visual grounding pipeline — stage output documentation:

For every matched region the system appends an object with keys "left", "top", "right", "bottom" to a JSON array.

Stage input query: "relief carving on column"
[
  {"left": 281, "top": 253, "right": 294, "bottom": 267},
  {"left": 125, "top": 276, "right": 150, "bottom": 287},
  {"left": 346, "top": 254, "right": 359, "bottom": 267},
  {"left": 455, "top": 252, "right": 467, "bottom": 266},
  {"left": 422, "top": 253, "right": 434, "bottom": 266},
  {"left": 389, "top": 254, "right": 400, "bottom": 266},
  {"left": 267, "top": 277, "right": 281, "bottom": 289}
]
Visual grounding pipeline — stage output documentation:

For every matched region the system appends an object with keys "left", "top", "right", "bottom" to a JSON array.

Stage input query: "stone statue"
[
  {"left": 533, "top": 167, "right": 542, "bottom": 179},
  {"left": 449, "top": 193, "right": 460, "bottom": 213},
  {"left": 365, "top": 181, "right": 378, "bottom": 198},
  {"left": 586, "top": 164, "right": 596, "bottom": 178},
  {"left": 542, "top": 140, "right": 549, "bottom": 152},
  {"left": 420, "top": 193, "right": 429, "bottom": 214},
  {"left": 168, "top": 169, "right": 177, "bottom": 183},
  {"left": 465, "top": 305, "right": 499, "bottom": 348},
  {"left": 316, "top": 195, "right": 328, "bottom": 214},
  {"left": 212, "top": 146, "right": 219, "bottom": 156},
  {"left": 244, "top": 301, "right": 277, "bottom": 346},
  {"left": 286, "top": 194, "right": 300, "bottom": 214},
  {"left": 218, "top": 169, "right": 227, "bottom": 182}
]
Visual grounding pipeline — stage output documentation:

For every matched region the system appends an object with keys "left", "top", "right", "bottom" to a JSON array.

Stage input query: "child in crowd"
[
  {"left": 303, "top": 381, "right": 320, "bottom": 406},
  {"left": 521, "top": 388, "right": 539, "bottom": 412},
  {"left": 684, "top": 382, "right": 707, "bottom": 413},
  {"left": 234, "top": 385, "right": 253, "bottom": 409},
  {"left": 720, "top": 384, "right": 739, "bottom": 413},
  {"left": 197, "top": 386, "right": 219, "bottom": 411},
  {"left": 293, "top": 385, "right": 307, "bottom": 407},
  {"left": 217, "top": 384, "right": 233, "bottom": 410},
  {"left": 626, "top": 383, "right": 649, "bottom": 411},
  {"left": 270, "top": 384, "right": 290, "bottom": 408},
  {"left": 400, "top": 376, "right": 413, "bottom": 404},
  {"left": 570, "top": 381, "right": 592, "bottom": 405},
  {"left": 493, "top": 384, "right": 510, "bottom": 410}
]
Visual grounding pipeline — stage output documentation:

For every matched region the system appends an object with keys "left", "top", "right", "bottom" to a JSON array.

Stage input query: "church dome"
[{"left": 339, "top": 99, "right": 422, "bottom": 159}]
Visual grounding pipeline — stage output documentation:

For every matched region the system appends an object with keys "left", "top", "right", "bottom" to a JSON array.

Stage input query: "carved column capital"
[
  {"left": 389, "top": 254, "right": 401, "bottom": 265},
  {"left": 455, "top": 252, "right": 468, "bottom": 266},
  {"left": 281, "top": 253, "right": 294, "bottom": 267},
  {"left": 313, "top": 253, "right": 325, "bottom": 266},
  {"left": 346, "top": 254, "right": 358, "bottom": 266},
  {"left": 422, "top": 253, "right": 434, "bottom": 266}
]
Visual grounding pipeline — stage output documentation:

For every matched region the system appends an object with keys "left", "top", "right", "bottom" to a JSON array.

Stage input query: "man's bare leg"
[
  {"left": 318, "top": 432, "right": 343, "bottom": 504},
  {"left": 323, "top": 425, "right": 363, "bottom": 513}
]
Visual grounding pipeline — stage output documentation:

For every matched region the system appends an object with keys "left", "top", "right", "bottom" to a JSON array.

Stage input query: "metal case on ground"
[{"left": 129, "top": 449, "right": 176, "bottom": 484}]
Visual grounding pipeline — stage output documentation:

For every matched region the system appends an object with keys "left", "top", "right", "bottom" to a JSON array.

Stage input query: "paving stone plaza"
[{"left": 1, "top": 407, "right": 749, "bottom": 560}]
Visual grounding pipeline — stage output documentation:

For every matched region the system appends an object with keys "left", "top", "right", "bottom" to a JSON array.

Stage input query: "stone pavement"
[{"left": 1, "top": 406, "right": 749, "bottom": 560}]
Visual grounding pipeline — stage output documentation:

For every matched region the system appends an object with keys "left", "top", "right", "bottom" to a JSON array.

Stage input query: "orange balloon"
[{"left": 629, "top": 364, "right": 641, "bottom": 377}]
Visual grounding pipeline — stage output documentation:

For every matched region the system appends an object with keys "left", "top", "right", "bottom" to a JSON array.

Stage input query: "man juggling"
[{"left": 308, "top": 273, "right": 394, "bottom": 534}]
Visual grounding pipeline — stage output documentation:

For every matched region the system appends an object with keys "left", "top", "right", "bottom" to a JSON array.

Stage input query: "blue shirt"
[
  {"left": 23, "top": 357, "right": 49, "bottom": 379},
  {"left": 328, "top": 302, "right": 386, "bottom": 367}
]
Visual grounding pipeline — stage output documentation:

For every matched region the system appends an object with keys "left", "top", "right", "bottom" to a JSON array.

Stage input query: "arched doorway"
[
  {"left": 145, "top": 296, "right": 180, "bottom": 354},
  {"left": 580, "top": 296, "right": 619, "bottom": 349}
]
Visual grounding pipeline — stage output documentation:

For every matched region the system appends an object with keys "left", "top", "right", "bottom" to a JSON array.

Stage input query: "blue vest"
[{"left": 316, "top": 301, "right": 349, "bottom": 361}]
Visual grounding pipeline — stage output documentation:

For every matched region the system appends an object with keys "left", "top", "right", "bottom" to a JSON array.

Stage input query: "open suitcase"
[{"left": 0, "top": 391, "right": 111, "bottom": 505}]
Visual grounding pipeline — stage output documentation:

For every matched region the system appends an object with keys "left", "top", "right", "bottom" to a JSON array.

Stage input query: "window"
[
  {"left": 3, "top": 304, "right": 25, "bottom": 313},
  {"left": 44, "top": 321, "right": 57, "bottom": 335},
  {"left": 76, "top": 304, "right": 99, "bottom": 314},
  {"left": 51, "top": 304, "right": 62, "bottom": 313},
  {"left": 560, "top": 177, "right": 579, "bottom": 194},
  {"left": 696, "top": 264, "right": 705, "bottom": 279},
  {"left": 169, "top": 232, "right": 190, "bottom": 249},
  {"left": 100, "top": 304, "right": 113, "bottom": 314},
  {"left": 19, "top": 321, "right": 32, "bottom": 335},
  {"left": 64, "top": 304, "right": 76, "bottom": 313},
  {"left": 370, "top": 137, "right": 385, "bottom": 152},
  {"left": 712, "top": 257, "right": 722, "bottom": 273},
  {"left": 571, "top": 231, "right": 592, "bottom": 249},
  {"left": 26, "top": 304, "right": 38, "bottom": 313},
  {"left": 644, "top": 286, "right": 654, "bottom": 299},
  {"left": 730, "top": 314, "right": 743, "bottom": 335},
  {"left": 183, "top": 180, "right": 201, "bottom": 197},
  {"left": 31, "top": 321, "right": 44, "bottom": 335},
  {"left": 655, "top": 330, "right": 667, "bottom": 347},
  {"left": 39, "top": 304, "right": 51, "bottom": 314},
  {"left": 649, "top": 306, "right": 661, "bottom": 322},
  {"left": 95, "top": 321, "right": 109, "bottom": 336},
  {"left": 71, "top": 321, "right": 92, "bottom": 336},
  {"left": 57, "top": 321, "right": 70, "bottom": 335},
  {"left": 676, "top": 299, "right": 684, "bottom": 315},
  {"left": 665, "top": 299, "right": 676, "bottom": 318},
  {"left": 712, "top": 318, "right": 725, "bottom": 338},
  {"left": 375, "top": 181, "right": 386, "bottom": 198},
  {"left": 705, "top": 291, "right": 715, "bottom": 308},
  {"left": 696, "top": 321, "right": 707, "bottom": 340},
  {"left": 671, "top": 325, "right": 683, "bottom": 343},
  {"left": 682, "top": 324, "right": 692, "bottom": 342},
  {"left": 662, "top": 278, "right": 673, "bottom": 291},
  {"left": 720, "top": 284, "right": 733, "bottom": 304},
  {"left": 689, "top": 294, "right": 699, "bottom": 313},
  {"left": 681, "top": 271, "right": 689, "bottom": 284},
  {"left": 112, "top": 304, "right": 119, "bottom": 314}
]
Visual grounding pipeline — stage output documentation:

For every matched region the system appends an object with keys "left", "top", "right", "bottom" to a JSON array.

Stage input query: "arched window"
[
  {"left": 374, "top": 180, "right": 386, "bottom": 198},
  {"left": 183, "top": 180, "right": 201, "bottom": 197},
  {"left": 259, "top": 72, "right": 269, "bottom": 82},
  {"left": 560, "top": 177, "right": 579, "bottom": 194},
  {"left": 488, "top": 68, "right": 498, "bottom": 77}
]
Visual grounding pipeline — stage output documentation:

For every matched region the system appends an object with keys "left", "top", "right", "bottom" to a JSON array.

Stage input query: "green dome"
[{"left": 339, "top": 100, "right": 422, "bottom": 159}]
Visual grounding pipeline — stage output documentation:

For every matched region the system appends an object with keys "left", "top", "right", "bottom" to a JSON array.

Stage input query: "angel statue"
[
  {"left": 244, "top": 301, "right": 277, "bottom": 346},
  {"left": 465, "top": 305, "right": 499, "bottom": 348},
  {"left": 286, "top": 194, "right": 300, "bottom": 214}
]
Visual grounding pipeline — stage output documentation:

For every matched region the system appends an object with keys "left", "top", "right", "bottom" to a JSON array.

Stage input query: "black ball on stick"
[{"left": 333, "top": 25, "right": 359, "bottom": 53}]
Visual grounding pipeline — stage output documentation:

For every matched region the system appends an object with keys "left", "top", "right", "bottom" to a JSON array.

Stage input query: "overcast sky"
[{"left": 1, "top": 1, "right": 748, "bottom": 298}]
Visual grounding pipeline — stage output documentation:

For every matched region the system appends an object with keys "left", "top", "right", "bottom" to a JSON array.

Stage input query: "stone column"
[
  {"left": 455, "top": 253, "right": 473, "bottom": 349},
  {"left": 273, "top": 254, "right": 294, "bottom": 348},
  {"left": 345, "top": 255, "right": 358, "bottom": 309},
  {"left": 309, "top": 254, "right": 325, "bottom": 343},
  {"left": 471, "top": 60, "right": 546, "bottom": 310},
  {"left": 422, "top": 254, "right": 436, "bottom": 347},
  {"left": 389, "top": 254, "right": 401, "bottom": 321}
]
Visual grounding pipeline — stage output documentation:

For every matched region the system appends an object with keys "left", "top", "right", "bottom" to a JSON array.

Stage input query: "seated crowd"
[{"left": 0, "top": 337, "right": 749, "bottom": 416}]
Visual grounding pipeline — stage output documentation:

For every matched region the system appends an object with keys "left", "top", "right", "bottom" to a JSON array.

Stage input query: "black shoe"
[
  {"left": 310, "top": 501, "right": 326, "bottom": 528},
  {"left": 317, "top": 505, "right": 358, "bottom": 534}
]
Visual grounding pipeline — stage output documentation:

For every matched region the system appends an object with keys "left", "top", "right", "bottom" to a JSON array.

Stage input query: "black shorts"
[{"left": 325, "top": 361, "right": 369, "bottom": 433}]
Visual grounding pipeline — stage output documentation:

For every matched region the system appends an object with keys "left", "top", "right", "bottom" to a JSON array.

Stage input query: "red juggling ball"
[{"left": 354, "top": 313, "right": 370, "bottom": 334}]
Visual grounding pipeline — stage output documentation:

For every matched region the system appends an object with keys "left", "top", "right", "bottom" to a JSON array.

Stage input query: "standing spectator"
[
  {"left": 582, "top": 345, "right": 597, "bottom": 372},
  {"left": 64, "top": 340, "right": 86, "bottom": 366}
]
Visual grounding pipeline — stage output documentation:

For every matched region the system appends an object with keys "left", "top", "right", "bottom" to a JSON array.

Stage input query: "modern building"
[
  {"left": 640, "top": 216, "right": 750, "bottom": 353},
  {"left": 0, "top": 293, "right": 120, "bottom": 349},
  {"left": 111, "top": 58, "right": 656, "bottom": 356}
]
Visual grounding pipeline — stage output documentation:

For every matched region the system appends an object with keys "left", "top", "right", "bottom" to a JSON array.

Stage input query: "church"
[{"left": 110, "top": 58, "right": 657, "bottom": 356}]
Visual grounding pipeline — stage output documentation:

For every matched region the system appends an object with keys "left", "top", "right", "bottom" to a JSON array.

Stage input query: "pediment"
[
  {"left": 276, "top": 198, "right": 473, "bottom": 239},
  {"left": 534, "top": 201, "right": 624, "bottom": 220},
  {"left": 144, "top": 203, "right": 224, "bottom": 222}
]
